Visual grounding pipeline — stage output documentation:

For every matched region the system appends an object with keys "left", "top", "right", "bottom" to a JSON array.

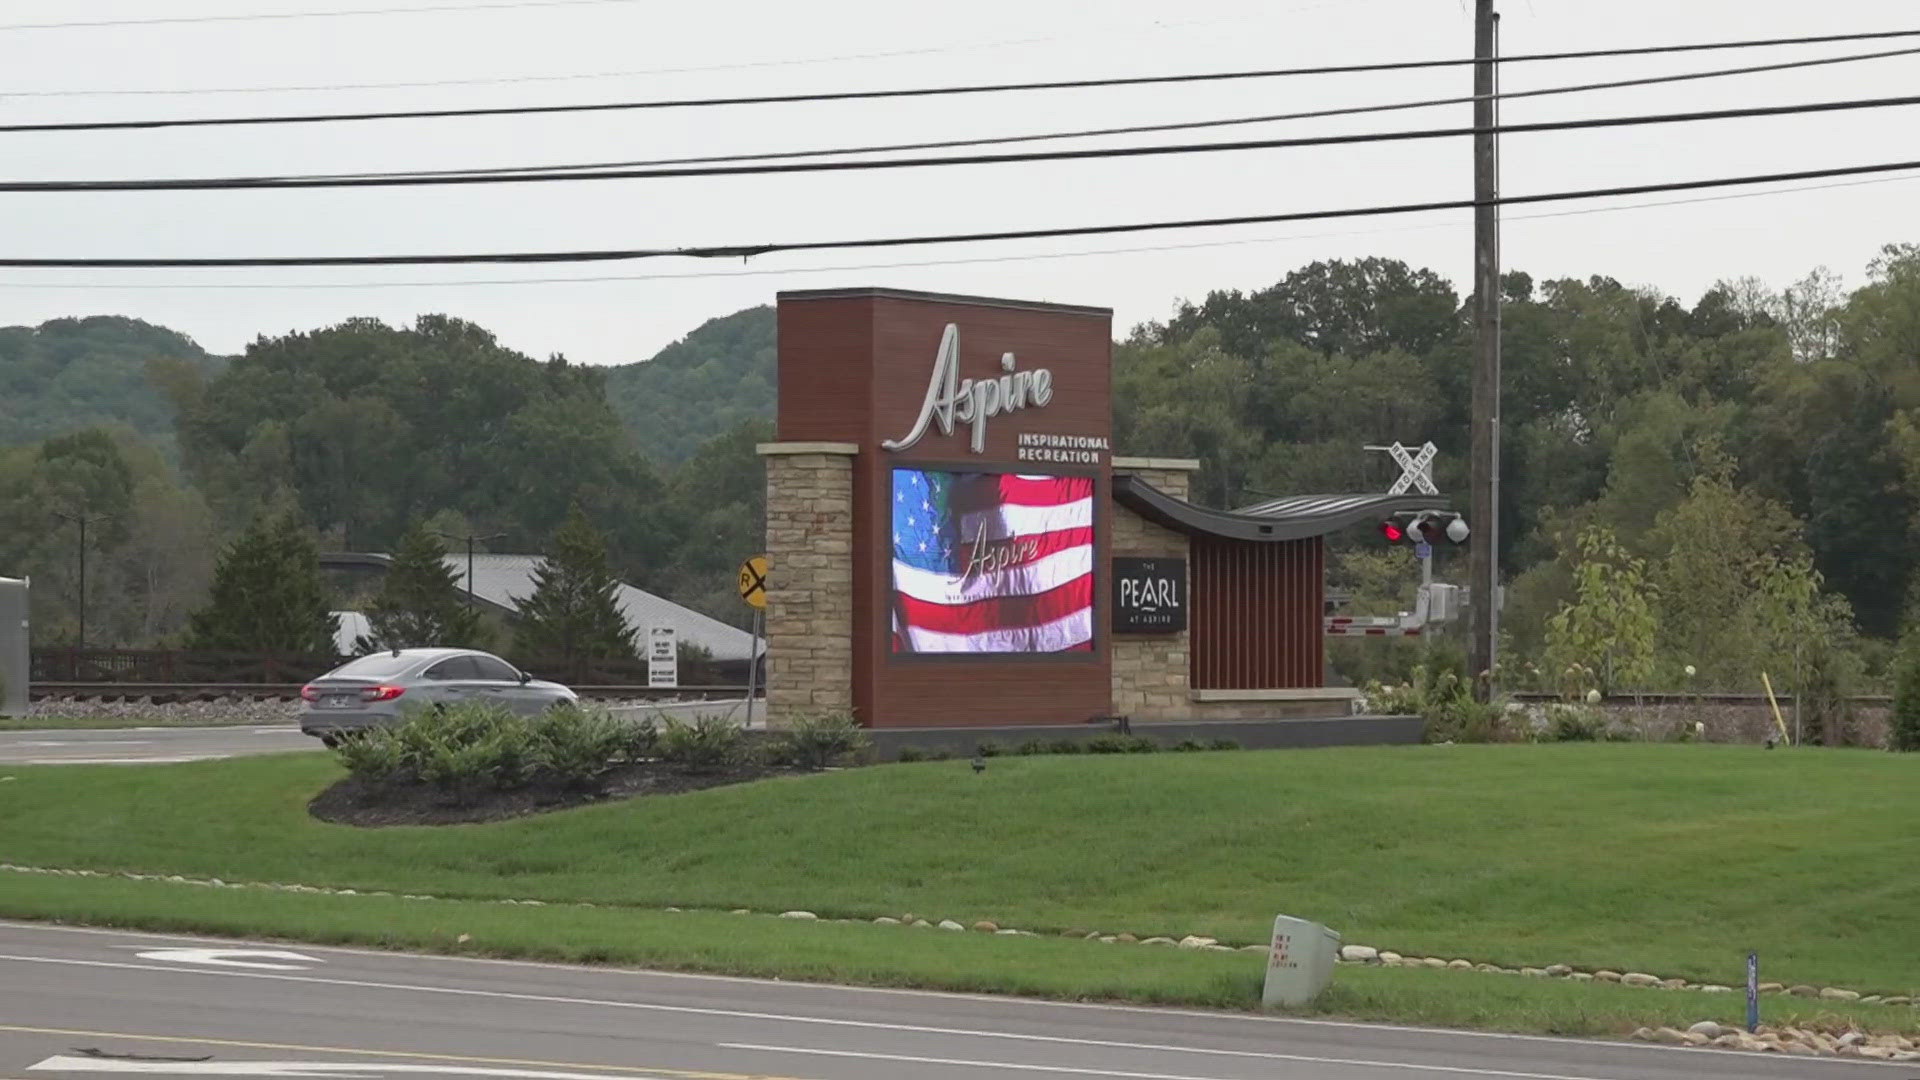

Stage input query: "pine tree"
[
  {"left": 1894, "top": 639, "right": 1920, "bottom": 752},
  {"left": 512, "top": 505, "right": 636, "bottom": 663},
  {"left": 185, "top": 510, "right": 339, "bottom": 654},
  {"left": 355, "top": 519, "right": 484, "bottom": 652}
]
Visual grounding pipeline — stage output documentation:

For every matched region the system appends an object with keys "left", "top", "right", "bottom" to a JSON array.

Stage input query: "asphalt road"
[
  {"left": 0, "top": 726, "right": 314, "bottom": 765},
  {"left": 0, "top": 921, "right": 1900, "bottom": 1080}
]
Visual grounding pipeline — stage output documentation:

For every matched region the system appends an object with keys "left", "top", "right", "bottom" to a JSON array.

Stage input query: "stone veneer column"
[
  {"left": 1109, "top": 457, "right": 1200, "bottom": 721},
  {"left": 755, "top": 442, "right": 858, "bottom": 725}
]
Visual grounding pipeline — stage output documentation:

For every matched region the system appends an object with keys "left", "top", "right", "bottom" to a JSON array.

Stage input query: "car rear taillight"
[
  {"left": 299, "top": 684, "right": 319, "bottom": 702},
  {"left": 361, "top": 685, "right": 406, "bottom": 702}
]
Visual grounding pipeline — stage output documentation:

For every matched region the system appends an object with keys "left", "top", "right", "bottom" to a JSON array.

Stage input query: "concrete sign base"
[{"left": 1262, "top": 913, "right": 1341, "bottom": 1007}]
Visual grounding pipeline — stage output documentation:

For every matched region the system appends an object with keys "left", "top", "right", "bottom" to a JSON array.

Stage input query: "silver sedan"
[{"left": 299, "top": 647, "right": 578, "bottom": 745}]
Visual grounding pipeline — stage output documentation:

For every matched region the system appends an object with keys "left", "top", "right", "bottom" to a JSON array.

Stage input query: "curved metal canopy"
[{"left": 1113, "top": 475, "right": 1453, "bottom": 542}]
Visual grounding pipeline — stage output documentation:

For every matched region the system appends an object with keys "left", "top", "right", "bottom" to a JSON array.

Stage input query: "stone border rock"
[
  {"left": 5, "top": 861, "right": 1914, "bottom": 1058},
  {"left": 1632, "top": 1020, "right": 1919, "bottom": 1060}
]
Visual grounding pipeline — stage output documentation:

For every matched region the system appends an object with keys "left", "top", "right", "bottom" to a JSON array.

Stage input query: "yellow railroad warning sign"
[{"left": 738, "top": 554, "right": 769, "bottom": 609}]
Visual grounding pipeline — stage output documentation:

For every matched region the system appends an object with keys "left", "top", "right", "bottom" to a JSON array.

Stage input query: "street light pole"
[{"left": 436, "top": 532, "right": 506, "bottom": 607}]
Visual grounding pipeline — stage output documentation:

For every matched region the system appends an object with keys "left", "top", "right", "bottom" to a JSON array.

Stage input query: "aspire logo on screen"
[{"left": 881, "top": 323, "right": 1055, "bottom": 454}]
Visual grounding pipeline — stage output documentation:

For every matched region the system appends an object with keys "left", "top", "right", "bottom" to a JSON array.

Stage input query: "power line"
[
  {"left": 0, "top": 0, "right": 657, "bottom": 32},
  {"left": 9, "top": 26, "right": 1920, "bottom": 129},
  {"left": 7, "top": 171, "right": 1913, "bottom": 291},
  {"left": 10, "top": 94, "right": 1918, "bottom": 192},
  {"left": 6, "top": 157, "right": 1917, "bottom": 268},
  {"left": 298, "top": 43, "right": 1920, "bottom": 180},
  {"left": 0, "top": 4, "right": 1292, "bottom": 88}
]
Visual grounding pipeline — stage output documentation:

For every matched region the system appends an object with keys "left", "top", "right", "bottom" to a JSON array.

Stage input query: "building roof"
[
  {"left": 322, "top": 552, "right": 761, "bottom": 662},
  {"left": 775, "top": 286, "right": 1111, "bottom": 318},
  {"left": 1112, "top": 475, "right": 1453, "bottom": 542},
  {"left": 329, "top": 610, "right": 372, "bottom": 655}
]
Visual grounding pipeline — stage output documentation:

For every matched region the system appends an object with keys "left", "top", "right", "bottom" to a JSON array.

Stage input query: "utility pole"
[
  {"left": 437, "top": 531, "right": 506, "bottom": 608},
  {"left": 53, "top": 509, "right": 105, "bottom": 650},
  {"left": 1468, "top": 0, "right": 1503, "bottom": 697}
]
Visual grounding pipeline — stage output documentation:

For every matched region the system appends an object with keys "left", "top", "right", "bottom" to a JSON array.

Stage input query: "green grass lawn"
[
  {"left": 6, "top": 871, "right": 1915, "bottom": 1037},
  {"left": 1, "top": 744, "right": 1916, "bottom": 998}
]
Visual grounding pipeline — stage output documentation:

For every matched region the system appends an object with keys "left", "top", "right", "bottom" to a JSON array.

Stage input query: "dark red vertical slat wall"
[{"left": 1190, "top": 536, "right": 1324, "bottom": 690}]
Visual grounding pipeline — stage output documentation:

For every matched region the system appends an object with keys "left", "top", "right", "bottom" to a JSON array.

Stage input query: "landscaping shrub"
[
  {"left": 1171, "top": 739, "right": 1206, "bottom": 752},
  {"left": 328, "top": 703, "right": 532, "bottom": 802},
  {"left": 333, "top": 727, "right": 405, "bottom": 781},
  {"left": 767, "top": 710, "right": 869, "bottom": 770},
  {"left": 1368, "top": 664, "right": 1521, "bottom": 743},
  {"left": 1547, "top": 704, "right": 1607, "bottom": 742},
  {"left": 528, "top": 704, "right": 648, "bottom": 786},
  {"left": 896, "top": 745, "right": 929, "bottom": 763},
  {"left": 1084, "top": 735, "right": 1131, "bottom": 754},
  {"left": 658, "top": 713, "right": 748, "bottom": 773},
  {"left": 330, "top": 702, "right": 657, "bottom": 800},
  {"left": 975, "top": 739, "right": 1008, "bottom": 758},
  {"left": 1123, "top": 735, "right": 1161, "bottom": 752},
  {"left": 1015, "top": 739, "right": 1049, "bottom": 756},
  {"left": 1047, "top": 739, "right": 1084, "bottom": 754},
  {"left": 1206, "top": 738, "right": 1240, "bottom": 751}
]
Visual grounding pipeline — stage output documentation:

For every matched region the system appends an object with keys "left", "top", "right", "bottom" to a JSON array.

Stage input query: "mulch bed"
[{"left": 308, "top": 760, "right": 815, "bottom": 827}]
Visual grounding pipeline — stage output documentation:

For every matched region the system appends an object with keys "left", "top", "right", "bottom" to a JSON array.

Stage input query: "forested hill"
[
  {"left": 0, "top": 316, "right": 224, "bottom": 449},
  {"left": 603, "top": 305, "right": 775, "bottom": 464}
]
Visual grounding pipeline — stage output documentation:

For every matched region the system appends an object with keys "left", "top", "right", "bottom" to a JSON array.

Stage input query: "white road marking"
[
  {"left": 31, "top": 1059, "right": 376, "bottom": 1079},
  {"left": 133, "top": 948, "right": 320, "bottom": 971},
  {"left": 723, "top": 1044, "right": 1262, "bottom": 1080},
  {"left": 1, "top": 953, "right": 1900, "bottom": 1075},
  {"left": 31, "top": 1056, "right": 673, "bottom": 1080},
  {"left": 11, "top": 741, "right": 153, "bottom": 748},
  {"left": 724, "top": 1043, "right": 1630, "bottom": 1080},
  {"left": 12, "top": 757, "right": 216, "bottom": 765}
]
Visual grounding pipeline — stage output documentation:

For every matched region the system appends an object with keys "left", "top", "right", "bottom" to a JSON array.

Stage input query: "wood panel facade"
[{"left": 1189, "top": 536, "right": 1325, "bottom": 690}]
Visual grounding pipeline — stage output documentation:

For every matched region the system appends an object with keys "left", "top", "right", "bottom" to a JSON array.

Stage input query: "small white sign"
[{"left": 647, "top": 626, "right": 677, "bottom": 689}]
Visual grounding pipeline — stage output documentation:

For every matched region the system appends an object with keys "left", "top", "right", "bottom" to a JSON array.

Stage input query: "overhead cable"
[
  {"left": 7, "top": 171, "right": 1914, "bottom": 290},
  {"left": 0, "top": 0, "right": 689, "bottom": 31},
  {"left": 297, "top": 43, "right": 1920, "bottom": 180},
  {"left": 5, "top": 157, "right": 1917, "bottom": 268},
  {"left": 8, "top": 27, "right": 1920, "bottom": 130},
  {"left": 9, "top": 94, "right": 1918, "bottom": 193}
]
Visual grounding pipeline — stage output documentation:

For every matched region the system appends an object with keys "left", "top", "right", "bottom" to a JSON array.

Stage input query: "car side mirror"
[{"left": 518, "top": 671, "right": 532, "bottom": 685}]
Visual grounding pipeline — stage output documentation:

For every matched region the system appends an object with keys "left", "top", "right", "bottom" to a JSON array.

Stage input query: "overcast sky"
[{"left": 1, "top": 0, "right": 1915, "bottom": 365}]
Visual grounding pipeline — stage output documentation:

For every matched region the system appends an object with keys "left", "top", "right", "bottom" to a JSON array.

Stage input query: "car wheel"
[{"left": 319, "top": 734, "right": 340, "bottom": 749}]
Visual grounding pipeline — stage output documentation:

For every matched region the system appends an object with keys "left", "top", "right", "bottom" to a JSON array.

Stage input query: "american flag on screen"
[{"left": 890, "top": 469, "right": 1095, "bottom": 653}]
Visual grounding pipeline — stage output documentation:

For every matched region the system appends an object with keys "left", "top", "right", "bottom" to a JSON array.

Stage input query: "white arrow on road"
[
  {"left": 32, "top": 1057, "right": 667, "bottom": 1080},
  {"left": 132, "top": 948, "right": 321, "bottom": 971}
]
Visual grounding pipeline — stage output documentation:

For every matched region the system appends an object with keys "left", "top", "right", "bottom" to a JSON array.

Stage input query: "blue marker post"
[{"left": 1746, "top": 952, "right": 1760, "bottom": 1032}]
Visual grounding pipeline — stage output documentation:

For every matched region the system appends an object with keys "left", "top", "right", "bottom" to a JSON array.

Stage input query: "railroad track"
[{"left": 30, "top": 682, "right": 750, "bottom": 703}]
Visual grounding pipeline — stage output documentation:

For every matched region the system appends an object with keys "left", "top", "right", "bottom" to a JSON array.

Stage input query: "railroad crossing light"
[{"left": 1392, "top": 511, "right": 1471, "bottom": 546}]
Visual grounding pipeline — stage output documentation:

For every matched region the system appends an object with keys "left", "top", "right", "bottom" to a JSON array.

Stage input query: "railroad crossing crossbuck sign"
[
  {"left": 1373, "top": 441, "right": 1439, "bottom": 496},
  {"left": 738, "top": 554, "right": 769, "bottom": 609}
]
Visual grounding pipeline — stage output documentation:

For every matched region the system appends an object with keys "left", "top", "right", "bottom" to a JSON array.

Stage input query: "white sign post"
[{"left": 647, "top": 626, "right": 677, "bottom": 689}]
